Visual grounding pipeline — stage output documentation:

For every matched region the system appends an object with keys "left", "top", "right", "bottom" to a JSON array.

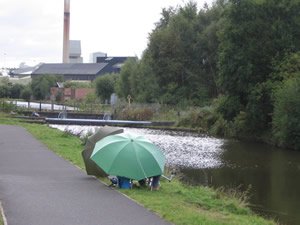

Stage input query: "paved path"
[{"left": 0, "top": 125, "right": 171, "bottom": 225}]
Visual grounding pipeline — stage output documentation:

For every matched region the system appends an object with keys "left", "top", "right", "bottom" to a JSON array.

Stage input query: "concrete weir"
[{"left": 45, "top": 118, "right": 155, "bottom": 126}]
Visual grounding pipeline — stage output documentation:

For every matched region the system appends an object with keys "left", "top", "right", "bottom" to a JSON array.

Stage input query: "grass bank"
[
  {"left": 0, "top": 113, "right": 277, "bottom": 225},
  {"left": 0, "top": 210, "right": 3, "bottom": 225}
]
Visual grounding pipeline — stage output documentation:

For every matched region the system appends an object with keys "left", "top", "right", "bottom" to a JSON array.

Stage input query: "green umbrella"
[
  {"left": 90, "top": 133, "right": 166, "bottom": 180},
  {"left": 82, "top": 126, "right": 123, "bottom": 176}
]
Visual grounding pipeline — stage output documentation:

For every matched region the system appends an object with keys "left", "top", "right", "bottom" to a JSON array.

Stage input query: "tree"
[
  {"left": 146, "top": 3, "right": 199, "bottom": 104},
  {"left": 217, "top": 0, "right": 300, "bottom": 129},
  {"left": 95, "top": 74, "right": 117, "bottom": 103},
  {"left": 115, "top": 58, "right": 137, "bottom": 99},
  {"left": 31, "top": 75, "right": 63, "bottom": 100},
  {"left": 10, "top": 84, "right": 25, "bottom": 99},
  {"left": 273, "top": 76, "right": 300, "bottom": 150},
  {"left": 271, "top": 52, "right": 300, "bottom": 150},
  {"left": 143, "top": 1, "right": 225, "bottom": 105},
  {"left": 134, "top": 57, "right": 160, "bottom": 103},
  {"left": 20, "top": 86, "right": 32, "bottom": 108},
  {"left": 0, "top": 77, "right": 11, "bottom": 98}
]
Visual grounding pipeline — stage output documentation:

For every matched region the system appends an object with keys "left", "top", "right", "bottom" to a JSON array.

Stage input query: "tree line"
[
  {"left": 1, "top": 0, "right": 299, "bottom": 150},
  {"left": 112, "top": 0, "right": 300, "bottom": 150}
]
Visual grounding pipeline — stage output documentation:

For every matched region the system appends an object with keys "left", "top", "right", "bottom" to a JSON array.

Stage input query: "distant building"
[
  {"left": 89, "top": 52, "right": 107, "bottom": 63},
  {"left": 32, "top": 63, "right": 107, "bottom": 81},
  {"left": 69, "top": 40, "right": 83, "bottom": 63},
  {"left": 50, "top": 86, "right": 95, "bottom": 101},
  {"left": 10, "top": 64, "right": 41, "bottom": 78},
  {"left": 96, "top": 56, "right": 136, "bottom": 74},
  {"left": 30, "top": 56, "right": 136, "bottom": 81}
]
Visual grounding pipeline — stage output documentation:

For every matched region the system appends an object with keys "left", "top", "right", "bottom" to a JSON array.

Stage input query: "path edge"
[{"left": 0, "top": 202, "right": 8, "bottom": 225}]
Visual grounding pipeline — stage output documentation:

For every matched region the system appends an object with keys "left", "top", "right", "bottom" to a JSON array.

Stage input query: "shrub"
[
  {"left": 215, "top": 95, "right": 242, "bottom": 121},
  {"left": 177, "top": 107, "right": 218, "bottom": 131},
  {"left": 272, "top": 76, "right": 300, "bottom": 150},
  {"left": 209, "top": 114, "right": 232, "bottom": 137},
  {"left": 117, "top": 107, "right": 154, "bottom": 121},
  {"left": 0, "top": 100, "right": 17, "bottom": 113}
]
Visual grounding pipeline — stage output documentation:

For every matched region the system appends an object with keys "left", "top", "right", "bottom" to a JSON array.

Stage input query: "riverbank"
[
  {"left": 0, "top": 205, "right": 3, "bottom": 225},
  {"left": 0, "top": 113, "right": 277, "bottom": 225}
]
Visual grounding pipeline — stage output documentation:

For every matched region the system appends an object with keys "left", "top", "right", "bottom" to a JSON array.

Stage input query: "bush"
[
  {"left": 177, "top": 107, "right": 217, "bottom": 131},
  {"left": 272, "top": 77, "right": 300, "bottom": 150},
  {"left": 20, "top": 87, "right": 32, "bottom": 102},
  {"left": 117, "top": 107, "right": 154, "bottom": 121},
  {"left": 0, "top": 100, "right": 17, "bottom": 113},
  {"left": 209, "top": 114, "right": 232, "bottom": 137},
  {"left": 215, "top": 95, "right": 242, "bottom": 121},
  {"left": 95, "top": 74, "right": 117, "bottom": 103},
  {"left": 231, "top": 111, "right": 251, "bottom": 139}
]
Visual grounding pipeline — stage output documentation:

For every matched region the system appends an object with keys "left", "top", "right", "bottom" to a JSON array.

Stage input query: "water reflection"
[
  {"left": 181, "top": 140, "right": 300, "bottom": 225},
  {"left": 50, "top": 125, "right": 300, "bottom": 225}
]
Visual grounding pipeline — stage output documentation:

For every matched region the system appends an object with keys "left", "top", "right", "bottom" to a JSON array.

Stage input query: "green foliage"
[
  {"left": 116, "top": 58, "right": 159, "bottom": 103},
  {"left": 0, "top": 212, "right": 3, "bottom": 225},
  {"left": 31, "top": 75, "right": 63, "bottom": 100},
  {"left": 20, "top": 86, "right": 32, "bottom": 101},
  {"left": 215, "top": 95, "right": 242, "bottom": 121},
  {"left": 218, "top": 0, "right": 300, "bottom": 99},
  {"left": 244, "top": 81, "right": 274, "bottom": 133},
  {"left": 177, "top": 106, "right": 218, "bottom": 131},
  {"left": 116, "top": 2, "right": 225, "bottom": 105},
  {"left": 215, "top": 0, "right": 300, "bottom": 143},
  {"left": 144, "top": 2, "right": 224, "bottom": 105},
  {"left": 55, "top": 90, "right": 63, "bottom": 102},
  {"left": 272, "top": 52, "right": 300, "bottom": 81},
  {"left": 0, "top": 85, "right": 11, "bottom": 98},
  {"left": 0, "top": 78, "right": 26, "bottom": 99},
  {"left": 116, "top": 58, "right": 137, "bottom": 99},
  {"left": 0, "top": 77, "right": 11, "bottom": 98},
  {"left": 117, "top": 107, "right": 154, "bottom": 121},
  {"left": 0, "top": 100, "right": 16, "bottom": 113},
  {"left": 209, "top": 114, "right": 232, "bottom": 137},
  {"left": 273, "top": 76, "right": 300, "bottom": 150},
  {"left": 0, "top": 77, "right": 10, "bottom": 85},
  {"left": 95, "top": 73, "right": 117, "bottom": 103},
  {"left": 84, "top": 92, "right": 97, "bottom": 104},
  {"left": 10, "top": 83, "right": 25, "bottom": 99}
]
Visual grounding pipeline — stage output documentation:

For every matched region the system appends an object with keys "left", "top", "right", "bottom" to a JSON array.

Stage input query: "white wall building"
[
  {"left": 89, "top": 52, "right": 107, "bottom": 63},
  {"left": 69, "top": 40, "right": 83, "bottom": 63}
]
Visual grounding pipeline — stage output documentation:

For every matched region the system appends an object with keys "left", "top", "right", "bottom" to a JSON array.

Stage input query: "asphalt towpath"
[{"left": 0, "top": 125, "right": 171, "bottom": 225}]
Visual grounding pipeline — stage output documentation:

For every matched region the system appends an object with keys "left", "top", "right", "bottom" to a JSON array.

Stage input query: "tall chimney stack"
[{"left": 63, "top": 0, "right": 70, "bottom": 63}]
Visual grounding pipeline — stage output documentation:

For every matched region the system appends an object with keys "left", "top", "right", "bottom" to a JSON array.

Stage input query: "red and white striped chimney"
[{"left": 62, "top": 0, "right": 70, "bottom": 63}]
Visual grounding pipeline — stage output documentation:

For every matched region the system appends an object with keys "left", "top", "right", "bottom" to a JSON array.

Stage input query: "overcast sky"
[{"left": 0, "top": 0, "right": 212, "bottom": 68}]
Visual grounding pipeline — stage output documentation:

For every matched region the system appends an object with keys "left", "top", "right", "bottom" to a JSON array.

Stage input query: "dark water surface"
[
  {"left": 51, "top": 125, "right": 300, "bottom": 225},
  {"left": 181, "top": 140, "right": 300, "bottom": 225}
]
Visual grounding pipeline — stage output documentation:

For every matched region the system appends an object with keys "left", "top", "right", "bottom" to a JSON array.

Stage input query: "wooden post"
[{"left": 127, "top": 95, "right": 132, "bottom": 106}]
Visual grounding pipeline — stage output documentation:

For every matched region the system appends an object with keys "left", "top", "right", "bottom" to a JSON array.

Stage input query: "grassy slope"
[
  {"left": 0, "top": 113, "right": 277, "bottom": 225},
  {"left": 0, "top": 211, "right": 3, "bottom": 225}
]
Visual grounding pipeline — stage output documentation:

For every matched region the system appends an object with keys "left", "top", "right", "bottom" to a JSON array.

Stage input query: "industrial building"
[
  {"left": 69, "top": 40, "right": 83, "bottom": 63},
  {"left": 30, "top": 56, "right": 135, "bottom": 81}
]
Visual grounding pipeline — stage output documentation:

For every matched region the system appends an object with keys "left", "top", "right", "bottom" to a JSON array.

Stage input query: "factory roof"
[{"left": 32, "top": 63, "right": 108, "bottom": 75}]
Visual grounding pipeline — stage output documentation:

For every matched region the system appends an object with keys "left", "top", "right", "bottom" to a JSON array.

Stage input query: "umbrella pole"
[{"left": 161, "top": 174, "right": 174, "bottom": 182}]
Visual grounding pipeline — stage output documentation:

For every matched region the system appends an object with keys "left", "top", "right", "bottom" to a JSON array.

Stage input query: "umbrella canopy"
[
  {"left": 82, "top": 126, "right": 123, "bottom": 176},
  {"left": 91, "top": 133, "right": 166, "bottom": 180}
]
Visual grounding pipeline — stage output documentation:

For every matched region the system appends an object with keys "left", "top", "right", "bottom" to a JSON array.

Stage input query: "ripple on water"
[{"left": 50, "top": 125, "right": 225, "bottom": 169}]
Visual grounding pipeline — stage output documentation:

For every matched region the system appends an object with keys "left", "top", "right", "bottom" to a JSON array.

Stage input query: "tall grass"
[{"left": 0, "top": 213, "right": 3, "bottom": 225}]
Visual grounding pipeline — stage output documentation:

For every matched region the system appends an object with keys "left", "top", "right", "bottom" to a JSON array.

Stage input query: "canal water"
[{"left": 51, "top": 125, "right": 300, "bottom": 225}]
